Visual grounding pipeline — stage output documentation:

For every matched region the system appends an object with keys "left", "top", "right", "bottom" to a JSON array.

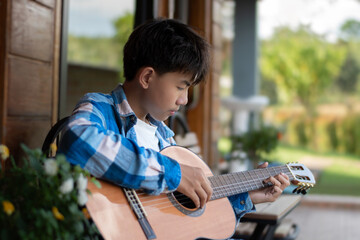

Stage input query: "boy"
[{"left": 59, "top": 18, "right": 289, "bottom": 238}]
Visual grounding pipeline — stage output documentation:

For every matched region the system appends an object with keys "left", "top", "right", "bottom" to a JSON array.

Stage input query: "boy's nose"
[{"left": 177, "top": 90, "right": 188, "bottom": 106}]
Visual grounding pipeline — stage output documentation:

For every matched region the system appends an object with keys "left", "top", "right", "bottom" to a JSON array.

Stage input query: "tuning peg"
[
  {"left": 298, "top": 184, "right": 312, "bottom": 195},
  {"left": 291, "top": 184, "right": 306, "bottom": 194},
  {"left": 293, "top": 186, "right": 303, "bottom": 194}
]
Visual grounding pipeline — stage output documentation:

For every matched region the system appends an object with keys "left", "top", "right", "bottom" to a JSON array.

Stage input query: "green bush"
[
  {"left": 327, "top": 120, "right": 339, "bottom": 150},
  {"left": 285, "top": 116, "right": 312, "bottom": 148},
  {"left": 0, "top": 144, "right": 101, "bottom": 240},
  {"left": 282, "top": 113, "right": 360, "bottom": 156},
  {"left": 231, "top": 125, "right": 281, "bottom": 165}
]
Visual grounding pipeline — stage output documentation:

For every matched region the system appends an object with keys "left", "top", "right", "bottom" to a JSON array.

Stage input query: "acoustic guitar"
[{"left": 86, "top": 146, "right": 315, "bottom": 240}]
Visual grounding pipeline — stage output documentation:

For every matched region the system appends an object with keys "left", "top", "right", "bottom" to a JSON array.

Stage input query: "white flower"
[
  {"left": 59, "top": 178, "right": 74, "bottom": 194},
  {"left": 77, "top": 190, "right": 88, "bottom": 206},
  {"left": 44, "top": 158, "right": 58, "bottom": 176},
  {"left": 76, "top": 173, "right": 88, "bottom": 191}
]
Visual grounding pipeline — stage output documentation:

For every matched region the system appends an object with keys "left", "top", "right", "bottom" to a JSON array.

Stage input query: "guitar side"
[{"left": 86, "top": 146, "right": 236, "bottom": 240}]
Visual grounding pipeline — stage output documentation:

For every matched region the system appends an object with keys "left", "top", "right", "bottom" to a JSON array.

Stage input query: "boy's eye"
[{"left": 177, "top": 87, "right": 185, "bottom": 90}]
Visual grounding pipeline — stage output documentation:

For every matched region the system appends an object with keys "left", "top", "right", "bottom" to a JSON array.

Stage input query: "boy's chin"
[
  {"left": 151, "top": 114, "right": 169, "bottom": 122},
  {"left": 160, "top": 116, "right": 170, "bottom": 122}
]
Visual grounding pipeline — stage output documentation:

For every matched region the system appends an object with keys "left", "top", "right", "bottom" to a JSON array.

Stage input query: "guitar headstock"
[{"left": 286, "top": 163, "right": 316, "bottom": 195}]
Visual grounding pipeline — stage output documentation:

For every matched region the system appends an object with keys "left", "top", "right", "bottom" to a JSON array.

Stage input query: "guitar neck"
[{"left": 209, "top": 165, "right": 294, "bottom": 200}]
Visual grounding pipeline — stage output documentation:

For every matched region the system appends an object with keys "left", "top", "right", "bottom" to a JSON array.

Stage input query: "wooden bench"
[{"left": 233, "top": 195, "right": 301, "bottom": 240}]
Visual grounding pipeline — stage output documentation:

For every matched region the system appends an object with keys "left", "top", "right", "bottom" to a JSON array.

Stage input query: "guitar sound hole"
[{"left": 173, "top": 191, "right": 196, "bottom": 209}]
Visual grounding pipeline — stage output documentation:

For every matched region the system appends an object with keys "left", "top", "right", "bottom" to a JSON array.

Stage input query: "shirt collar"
[{"left": 111, "top": 84, "right": 175, "bottom": 139}]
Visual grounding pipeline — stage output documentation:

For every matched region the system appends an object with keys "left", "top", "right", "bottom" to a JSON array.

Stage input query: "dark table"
[{"left": 235, "top": 195, "right": 302, "bottom": 240}]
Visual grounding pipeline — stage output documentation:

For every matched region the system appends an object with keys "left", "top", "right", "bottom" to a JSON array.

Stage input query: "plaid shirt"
[{"left": 59, "top": 84, "right": 254, "bottom": 220}]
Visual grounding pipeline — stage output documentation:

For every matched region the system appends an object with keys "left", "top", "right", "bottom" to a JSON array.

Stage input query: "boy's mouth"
[{"left": 169, "top": 109, "right": 178, "bottom": 115}]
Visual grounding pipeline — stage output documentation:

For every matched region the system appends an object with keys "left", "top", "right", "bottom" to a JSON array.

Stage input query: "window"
[{"left": 60, "top": 0, "right": 135, "bottom": 117}]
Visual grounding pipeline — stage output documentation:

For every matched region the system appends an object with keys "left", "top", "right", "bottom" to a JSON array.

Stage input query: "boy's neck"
[{"left": 122, "top": 81, "right": 148, "bottom": 122}]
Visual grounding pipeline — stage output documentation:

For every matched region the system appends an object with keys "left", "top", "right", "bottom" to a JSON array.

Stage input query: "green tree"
[
  {"left": 336, "top": 52, "right": 360, "bottom": 93},
  {"left": 340, "top": 19, "right": 360, "bottom": 41},
  {"left": 260, "top": 26, "right": 346, "bottom": 112},
  {"left": 336, "top": 19, "right": 360, "bottom": 93},
  {"left": 67, "top": 35, "right": 119, "bottom": 68},
  {"left": 113, "top": 12, "right": 134, "bottom": 82}
]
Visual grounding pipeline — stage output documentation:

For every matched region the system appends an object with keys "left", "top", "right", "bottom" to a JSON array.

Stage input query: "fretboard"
[{"left": 209, "top": 165, "right": 294, "bottom": 200}]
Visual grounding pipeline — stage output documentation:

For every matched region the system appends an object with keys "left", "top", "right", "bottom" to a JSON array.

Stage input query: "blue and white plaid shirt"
[{"left": 59, "top": 84, "right": 254, "bottom": 220}]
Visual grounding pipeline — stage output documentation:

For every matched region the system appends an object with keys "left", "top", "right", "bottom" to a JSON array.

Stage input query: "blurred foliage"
[
  {"left": 0, "top": 144, "right": 101, "bottom": 239},
  {"left": 260, "top": 26, "right": 346, "bottom": 112},
  {"left": 336, "top": 19, "right": 360, "bottom": 94},
  {"left": 259, "top": 20, "right": 360, "bottom": 110},
  {"left": 113, "top": 12, "right": 134, "bottom": 81},
  {"left": 272, "top": 111, "right": 360, "bottom": 156},
  {"left": 230, "top": 125, "right": 282, "bottom": 165},
  {"left": 340, "top": 19, "right": 360, "bottom": 41},
  {"left": 68, "top": 35, "right": 119, "bottom": 68},
  {"left": 335, "top": 52, "right": 360, "bottom": 93}
]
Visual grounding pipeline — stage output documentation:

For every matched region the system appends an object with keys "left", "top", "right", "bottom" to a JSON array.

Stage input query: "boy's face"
[{"left": 144, "top": 72, "right": 192, "bottom": 121}]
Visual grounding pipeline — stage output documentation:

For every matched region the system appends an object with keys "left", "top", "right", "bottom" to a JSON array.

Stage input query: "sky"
[
  {"left": 68, "top": 0, "right": 360, "bottom": 41},
  {"left": 68, "top": 0, "right": 135, "bottom": 37},
  {"left": 258, "top": 0, "right": 360, "bottom": 41}
]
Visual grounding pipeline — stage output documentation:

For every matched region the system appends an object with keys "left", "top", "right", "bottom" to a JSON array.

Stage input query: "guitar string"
[
  {"left": 135, "top": 165, "right": 308, "bottom": 214},
  {"left": 131, "top": 171, "right": 294, "bottom": 214},
  {"left": 131, "top": 165, "right": 293, "bottom": 208},
  {"left": 135, "top": 168, "right": 293, "bottom": 205},
  {"left": 135, "top": 168, "right": 293, "bottom": 206},
  {"left": 135, "top": 176, "right": 296, "bottom": 215},
  {"left": 137, "top": 175, "right": 293, "bottom": 214}
]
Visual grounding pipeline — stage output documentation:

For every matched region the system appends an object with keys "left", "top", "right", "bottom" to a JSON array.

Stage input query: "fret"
[
  {"left": 222, "top": 175, "right": 236, "bottom": 196},
  {"left": 218, "top": 175, "right": 228, "bottom": 197},
  {"left": 231, "top": 173, "right": 237, "bottom": 186},
  {"left": 209, "top": 175, "right": 218, "bottom": 188},
  {"left": 265, "top": 167, "right": 272, "bottom": 180},
  {"left": 271, "top": 166, "right": 280, "bottom": 176},
  {"left": 239, "top": 171, "right": 248, "bottom": 192},
  {"left": 244, "top": 171, "right": 254, "bottom": 192},
  {"left": 209, "top": 176, "right": 221, "bottom": 199},
  {"left": 210, "top": 165, "right": 293, "bottom": 200},
  {"left": 259, "top": 168, "right": 267, "bottom": 188},
  {"left": 253, "top": 170, "right": 263, "bottom": 189}
]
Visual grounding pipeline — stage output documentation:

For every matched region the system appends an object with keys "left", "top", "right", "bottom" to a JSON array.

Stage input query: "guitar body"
[{"left": 86, "top": 146, "right": 236, "bottom": 240}]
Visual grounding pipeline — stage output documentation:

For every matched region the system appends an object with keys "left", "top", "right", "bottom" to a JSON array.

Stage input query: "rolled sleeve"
[{"left": 228, "top": 192, "right": 256, "bottom": 224}]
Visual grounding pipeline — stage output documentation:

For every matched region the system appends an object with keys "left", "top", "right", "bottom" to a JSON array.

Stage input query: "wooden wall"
[{"left": 0, "top": 0, "right": 61, "bottom": 166}]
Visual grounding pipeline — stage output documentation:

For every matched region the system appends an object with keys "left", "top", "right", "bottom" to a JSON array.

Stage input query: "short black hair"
[{"left": 123, "top": 18, "right": 210, "bottom": 85}]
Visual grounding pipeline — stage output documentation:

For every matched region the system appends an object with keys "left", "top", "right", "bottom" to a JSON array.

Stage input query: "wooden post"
[{"left": 187, "top": 0, "right": 216, "bottom": 169}]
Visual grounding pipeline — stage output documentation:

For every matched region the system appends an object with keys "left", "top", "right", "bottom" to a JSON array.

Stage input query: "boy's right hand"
[{"left": 176, "top": 164, "right": 213, "bottom": 209}]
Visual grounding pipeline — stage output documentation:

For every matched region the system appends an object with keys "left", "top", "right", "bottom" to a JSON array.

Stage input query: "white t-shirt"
[{"left": 133, "top": 118, "right": 160, "bottom": 151}]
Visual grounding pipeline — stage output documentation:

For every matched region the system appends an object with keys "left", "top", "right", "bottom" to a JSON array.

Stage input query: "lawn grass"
[{"left": 265, "top": 145, "right": 360, "bottom": 197}]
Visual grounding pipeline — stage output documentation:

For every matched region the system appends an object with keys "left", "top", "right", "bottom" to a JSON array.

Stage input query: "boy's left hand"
[{"left": 249, "top": 162, "right": 290, "bottom": 205}]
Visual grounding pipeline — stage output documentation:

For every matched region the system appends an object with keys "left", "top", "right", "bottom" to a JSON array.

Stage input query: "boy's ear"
[{"left": 138, "top": 67, "right": 155, "bottom": 89}]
